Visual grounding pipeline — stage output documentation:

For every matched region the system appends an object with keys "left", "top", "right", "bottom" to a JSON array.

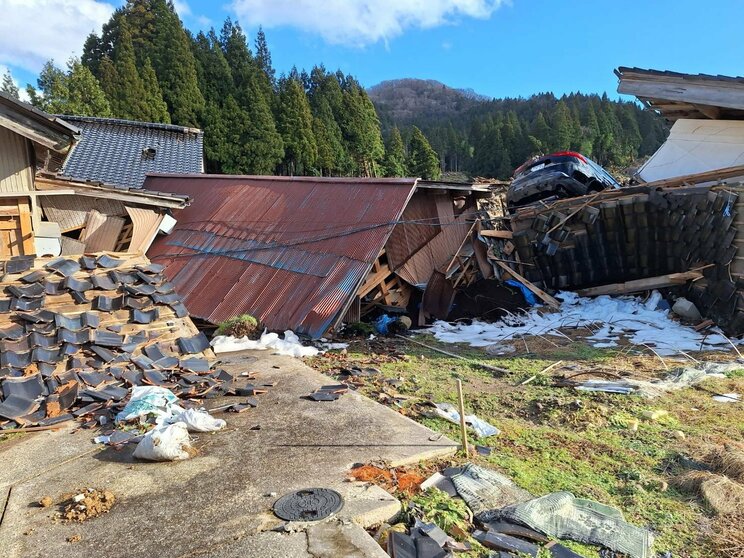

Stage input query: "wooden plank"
[
  {"left": 576, "top": 271, "right": 704, "bottom": 297},
  {"left": 494, "top": 259, "right": 560, "bottom": 308},
  {"left": 480, "top": 229, "right": 513, "bottom": 239},
  {"left": 80, "top": 210, "right": 125, "bottom": 252},
  {"left": 125, "top": 206, "right": 163, "bottom": 253},
  {"left": 17, "top": 198, "right": 34, "bottom": 255},
  {"left": 357, "top": 264, "right": 392, "bottom": 298}
]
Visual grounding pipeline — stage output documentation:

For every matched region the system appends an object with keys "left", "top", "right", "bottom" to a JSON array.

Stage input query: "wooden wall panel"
[{"left": 0, "top": 127, "right": 33, "bottom": 193}]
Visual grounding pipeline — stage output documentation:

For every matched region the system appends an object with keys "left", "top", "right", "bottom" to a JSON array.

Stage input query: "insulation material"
[
  {"left": 639, "top": 119, "right": 744, "bottom": 183},
  {"left": 40, "top": 195, "right": 127, "bottom": 233},
  {"left": 429, "top": 291, "right": 733, "bottom": 356},
  {"left": 126, "top": 206, "right": 164, "bottom": 253},
  {"left": 80, "top": 210, "right": 125, "bottom": 252}
]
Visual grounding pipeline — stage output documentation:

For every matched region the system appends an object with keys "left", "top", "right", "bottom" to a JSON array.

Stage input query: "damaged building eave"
[
  {"left": 0, "top": 91, "right": 79, "bottom": 154},
  {"left": 616, "top": 66, "right": 744, "bottom": 121},
  {"left": 35, "top": 175, "right": 190, "bottom": 210}
]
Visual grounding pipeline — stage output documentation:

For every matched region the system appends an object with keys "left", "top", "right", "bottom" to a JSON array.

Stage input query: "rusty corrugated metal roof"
[{"left": 146, "top": 175, "right": 418, "bottom": 338}]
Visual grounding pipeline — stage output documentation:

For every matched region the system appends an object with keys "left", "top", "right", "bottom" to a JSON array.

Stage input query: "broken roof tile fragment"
[
  {"left": 10, "top": 297, "right": 43, "bottom": 311},
  {"left": 45, "top": 257, "right": 81, "bottom": 277},
  {"left": 132, "top": 308, "right": 159, "bottom": 324},
  {"left": 178, "top": 333, "right": 210, "bottom": 354},
  {"left": 92, "top": 330, "right": 124, "bottom": 347},
  {"left": 64, "top": 276, "right": 93, "bottom": 292},
  {"left": 0, "top": 324, "right": 26, "bottom": 340},
  {"left": 79, "top": 256, "right": 97, "bottom": 270},
  {"left": 90, "top": 274, "right": 118, "bottom": 291},
  {"left": 93, "top": 295, "right": 124, "bottom": 312},
  {"left": 4, "top": 256, "right": 35, "bottom": 275},
  {"left": 96, "top": 254, "right": 124, "bottom": 269},
  {"left": 19, "top": 269, "right": 48, "bottom": 283}
]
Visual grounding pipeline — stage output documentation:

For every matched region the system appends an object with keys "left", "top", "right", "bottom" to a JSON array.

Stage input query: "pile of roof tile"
[
  {"left": 0, "top": 253, "right": 224, "bottom": 430},
  {"left": 509, "top": 186, "right": 744, "bottom": 333}
]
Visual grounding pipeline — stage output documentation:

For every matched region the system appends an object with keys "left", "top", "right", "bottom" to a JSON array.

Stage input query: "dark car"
[{"left": 507, "top": 151, "right": 621, "bottom": 210}]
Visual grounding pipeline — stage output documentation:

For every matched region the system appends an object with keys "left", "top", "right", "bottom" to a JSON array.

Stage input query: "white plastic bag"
[
  {"left": 116, "top": 386, "right": 184, "bottom": 424},
  {"left": 173, "top": 408, "right": 227, "bottom": 432},
  {"left": 433, "top": 402, "right": 501, "bottom": 437},
  {"left": 133, "top": 422, "right": 192, "bottom": 461}
]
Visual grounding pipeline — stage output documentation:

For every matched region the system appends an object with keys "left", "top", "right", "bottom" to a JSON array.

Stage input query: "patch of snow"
[
  {"left": 429, "top": 291, "right": 733, "bottom": 356},
  {"left": 211, "top": 330, "right": 319, "bottom": 358}
]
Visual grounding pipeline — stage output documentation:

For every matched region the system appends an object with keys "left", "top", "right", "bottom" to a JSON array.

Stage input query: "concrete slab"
[{"left": 0, "top": 351, "right": 456, "bottom": 558}]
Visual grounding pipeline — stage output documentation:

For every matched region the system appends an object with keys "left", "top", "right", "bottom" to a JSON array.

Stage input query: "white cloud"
[
  {"left": 0, "top": 0, "right": 114, "bottom": 72},
  {"left": 172, "top": 0, "right": 192, "bottom": 17},
  {"left": 230, "top": 0, "right": 506, "bottom": 47}
]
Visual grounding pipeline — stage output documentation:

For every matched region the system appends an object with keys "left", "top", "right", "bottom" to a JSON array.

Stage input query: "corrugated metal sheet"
[
  {"left": 0, "top": 126, "right": 33, "bottom": 193},
  {"left": 395, "top": 211, "right": 473, "bottom": 287},
  {"left": 385, "top": 192, "right": 441, "bottom": 270},
  {"left": 146, "top": 175, "right": 417, "bottom": 338},
  {"left": 40, "top": 195, "right": 126, "bottom": 232}
]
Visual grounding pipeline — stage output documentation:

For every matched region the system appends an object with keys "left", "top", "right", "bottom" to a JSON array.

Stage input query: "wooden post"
[{"left": 456, "top": 379, "right": 469, "bottom": 457}]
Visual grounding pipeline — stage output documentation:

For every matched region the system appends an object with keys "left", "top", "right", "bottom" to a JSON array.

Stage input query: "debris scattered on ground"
[
  {"left": 349, "top": 463, "right": 427, "bottom": 495},
  {"left": 39, "top": 496, "right": 53, "bottom": 508},
  {"left": 430, "top": 291, "right": 735, "bottom": 356},
  {"left": 431, "top": 402, "right": 500, "bottom": 437},
  {"left": 56, "top": 488, "right": 116, "bottom": 522},
  {"left": 66, "top": 534, "right": 81, "bottom": 543},
  {"left": 211, "top": 330, "right": 319, "bottom": 358},
  {"left": 308, "top": 384, "right": 349, "bottom": 402},
  {"left": 713, "top": 392, "right": 741, "bottom": 403},
  {"left": 0, "top": 254, "right": 220, "bottom": 432},
  {"left": 641, "top": 409, "right": 668, "bottom": 421},
  {"left": 499, "top": 490, "right": 653, "bottom": 558},
  {"left": 93, "top": 386, "right": 228, "bottom": 460},
  {"left": 132, "top": 422, "right": 196, "bottom": 461}
]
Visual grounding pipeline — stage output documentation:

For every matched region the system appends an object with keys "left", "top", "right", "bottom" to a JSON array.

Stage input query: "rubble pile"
[
  {"left": 0, "top": 253, "right": 224, "bottom": 430},
  {"left": 505, "top": 180, "right": 743, "bottom": 334}
]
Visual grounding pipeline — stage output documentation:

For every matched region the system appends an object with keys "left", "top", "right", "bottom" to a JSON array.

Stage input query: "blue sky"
[{"left": 2, "top": 0, "right": 743, "bottom": 101}]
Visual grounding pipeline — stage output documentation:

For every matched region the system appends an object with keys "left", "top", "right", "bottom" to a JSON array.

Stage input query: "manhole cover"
[{"left": 273, "top": 488, "right": 344, "bottom": 521}]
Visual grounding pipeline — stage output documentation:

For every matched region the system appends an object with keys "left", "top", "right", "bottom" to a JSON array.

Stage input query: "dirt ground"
[{"left": 307, "top": 331, "right": 744, "bottom": 558}]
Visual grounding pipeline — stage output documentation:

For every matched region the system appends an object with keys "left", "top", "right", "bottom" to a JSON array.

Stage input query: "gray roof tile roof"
[{"left": 58, "top": 116, "right": 204, "bottom": 189}]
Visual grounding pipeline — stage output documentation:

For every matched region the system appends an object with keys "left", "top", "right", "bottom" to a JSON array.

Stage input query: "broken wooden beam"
[
  {"left": 576, "top": 271, "right": 704, "bottom": 297},
  {"left": 494, "top": 259, "right": 560, "bottom": 308},
  {"left": 480, "top": 229, "right": 513, "bottom": 239}
]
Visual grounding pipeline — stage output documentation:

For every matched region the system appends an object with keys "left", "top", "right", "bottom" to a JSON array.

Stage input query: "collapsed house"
[
  {"left": 145, "top": 175, "right": 491, "bottom": 338},
  {"left": 0, "top": 93, "right": 204, "bottom": 258},
  {"left": 0, "top": 95, "right": 214, "bottom": 429},
  {"left": 485, "top": 67, "right": 744, "bottom": 336}
]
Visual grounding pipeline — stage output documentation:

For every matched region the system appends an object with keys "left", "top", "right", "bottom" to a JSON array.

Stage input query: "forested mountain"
[
  {"left": 20, "top": 0, "right": 441, "bottom": 180},
  {"left": 370, "top": 79, "right": 670, "bottom": 178}
]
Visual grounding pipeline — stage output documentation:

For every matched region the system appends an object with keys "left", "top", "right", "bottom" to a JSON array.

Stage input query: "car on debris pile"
[{"left": 507, "top": 151, "right": 621, "bottom": 210}]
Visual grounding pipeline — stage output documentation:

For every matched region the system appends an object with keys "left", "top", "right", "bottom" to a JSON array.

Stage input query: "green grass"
[{"left": 308, "top": 335, "right": 744, "bottom": 557}]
